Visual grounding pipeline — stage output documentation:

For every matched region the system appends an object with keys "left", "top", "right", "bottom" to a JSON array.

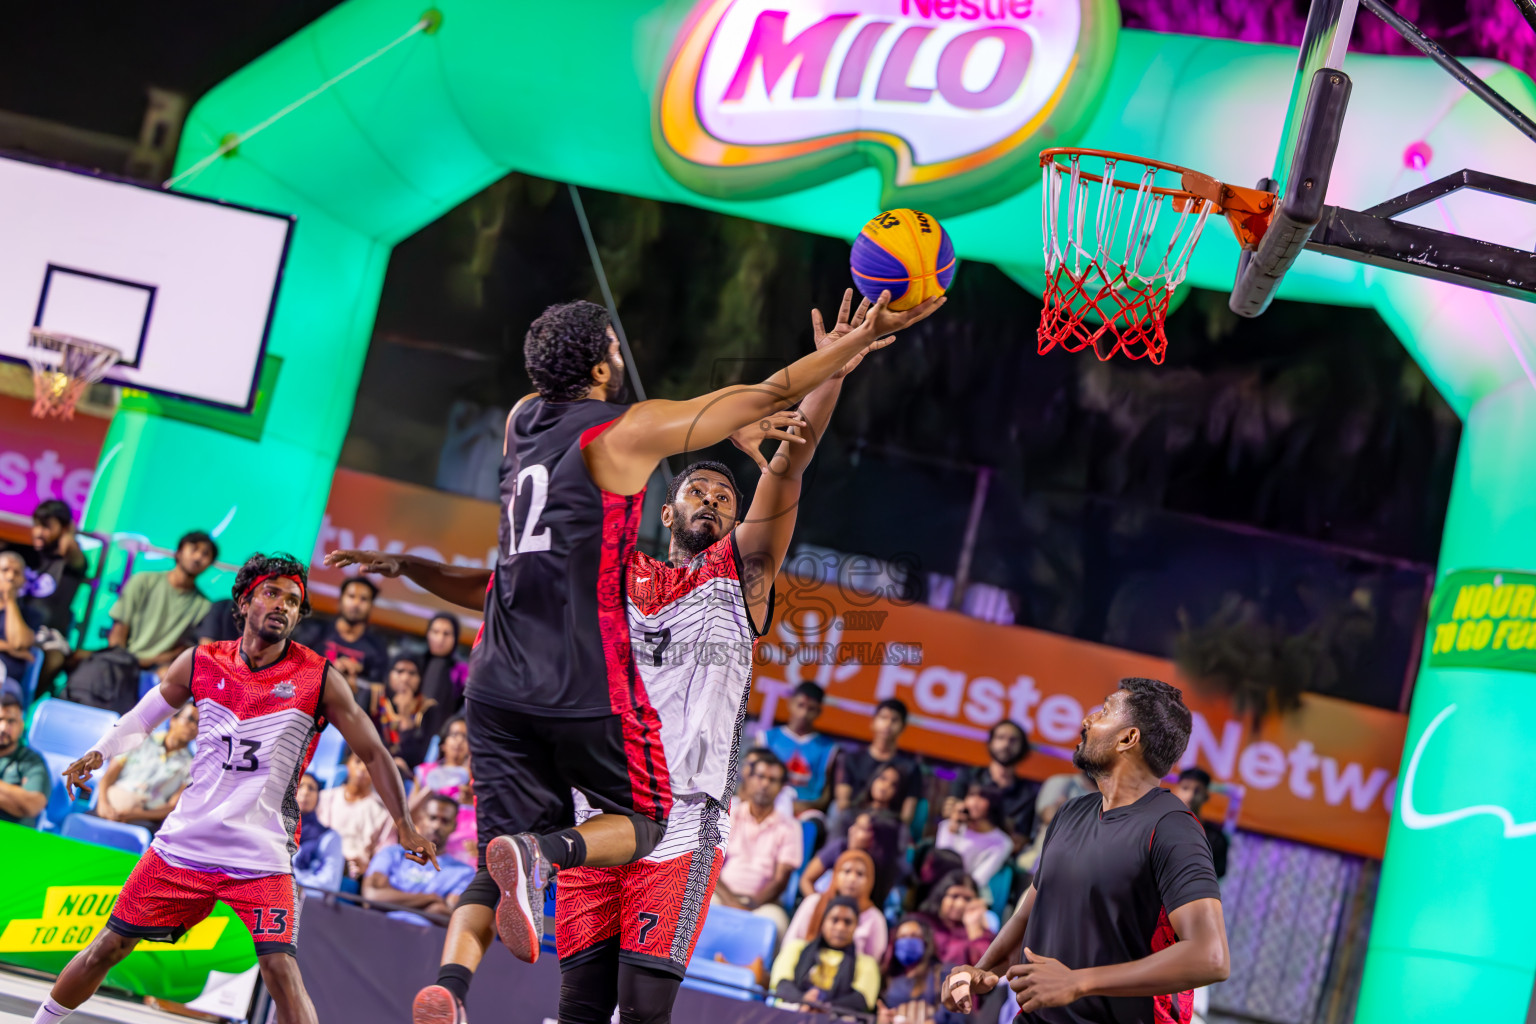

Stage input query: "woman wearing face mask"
[
  {"left": 785, "top": 849, "right": 889, "bottom": 958},
  {"left": 770, "top": 895, "right": 882, "bottom": 1012},
  {"left": 418, "top": 612, "right": 468, "bottom": 717},
  {"left": 879, "top": 917, "right": 964, "bottom": 1024},
  {"left": 800, "top": 809, "right": 906, "bottom": 906}
]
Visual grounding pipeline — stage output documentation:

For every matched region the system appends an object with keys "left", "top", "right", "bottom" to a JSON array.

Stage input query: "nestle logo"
[{"left": 902, "top": 0, "right": 1034, "bottom": 20}]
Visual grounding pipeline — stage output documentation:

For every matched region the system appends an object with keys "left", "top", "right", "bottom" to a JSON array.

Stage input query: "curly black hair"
[
  {"left": 230, "top": 552, "right": 312, "bottom": 629},
  {"left": 1118, "top": 676, "right": 1193, "bottom": 777},
  {"left": 665, "top": 460, "right": 740, "bottom": 507},
  {"left": 524, "top": 301, "right": 613, "bottom": 401}
]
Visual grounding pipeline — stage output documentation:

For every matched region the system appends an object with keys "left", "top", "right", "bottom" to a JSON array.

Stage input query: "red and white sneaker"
[
  {"left": 412, "top": 985, "right": 468, "bottom": 1024},
  {"left": 486, "top": 833, "right": 549, "bottom": 964}
]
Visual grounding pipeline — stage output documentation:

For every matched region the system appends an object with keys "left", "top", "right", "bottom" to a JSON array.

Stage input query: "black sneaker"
[
  {"left": 486, "top": 833, "right": 549, "bottom": 963},
  {"left": 412, "top": 985, "right": 468, "bottom": 1024}
]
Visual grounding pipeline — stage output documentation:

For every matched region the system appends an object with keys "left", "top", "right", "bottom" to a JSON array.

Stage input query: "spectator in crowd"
[
  {"left": 771, "top": 895, "right": 882, "bottom": 1012},
  {"left": 879, "top": 917, "right": 958, "bottom": 1024},
  {"left": 194, "top": 598, "right": 241, "bottom": 645},
  {"left": 293, "top": 773, "right": 342, "bottom": 890},
  {"left": 95, "top": 704, "right": 198, "bottom": 830},
  {"left": 0, "top": 693, "right": 48, "bottom": 826},
  {"left": 854, "top": 763, "right": 910, "bottom": 827},
  {"left": 27, "top": 499, "right": 87, "bottom": 635},
  {"left": 835, "top": 698, "right": 923, "bottom": 830},
  {"left": 1174, "top": 767, "right": 1230, "bottom": 880},
  {"left": 801, "top": 809, "right": 906, "bottom": 906},
  {"left": 418, "top": 612, "right": 467, "bottom": 717},
  {"left": 296, "top": 577, "right": 389, "bottom": 703},
  {"left": 739, "top": 745, "right": 796, "bottom": 821},
  {"left": 65, "top": 531, "right": 217, "bottom": 713},
  {"left": 363, "top": 792, "right": 476, "bottom": 923},
  {"left": 0, "top": 551, "right": 40, "bottom": 701},
  {"left": 756, "top": 682, "right": 839, "bottom": 819},
  {"left": 913, "top": 870, "right": 994, "bottom": 967},
  {"left": 379, "top": 654, "right": 443, "bottom": 768},
  {"left": 944, "top": 721, "right": 1038, "bottom": 844},
  {"left": 317, "top": 747, "right": 397, "bottom": 886},
  {"left": 786, "top": 848, "right": 889, "bottom": 959},
  {"left": 1018, "top": 767, "right": 1098, "bottom": 876},
  {"left": 411, "top": 716, "right": 475, "bottom": 864},
  {"left": 935, "top": 785, "right": 1013, "bottom": 902},
  {"left": 713, "top": 749, "right": 803, "bottom": 937}
]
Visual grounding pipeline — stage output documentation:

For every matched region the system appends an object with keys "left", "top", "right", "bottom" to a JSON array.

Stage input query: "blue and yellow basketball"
[{"left": 850, "top": 209, "right": 957, "bottom": 311}]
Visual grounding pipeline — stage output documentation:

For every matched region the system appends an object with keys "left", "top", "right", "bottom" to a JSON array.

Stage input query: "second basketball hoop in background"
[{"left": 27, "top": 328, "right": 121, "bottom": 420}]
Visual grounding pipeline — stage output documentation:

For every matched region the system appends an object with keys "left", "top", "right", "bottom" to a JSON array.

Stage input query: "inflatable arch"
[{"left": 84, "top": 1, "right": 1536, "bottom": 1018}]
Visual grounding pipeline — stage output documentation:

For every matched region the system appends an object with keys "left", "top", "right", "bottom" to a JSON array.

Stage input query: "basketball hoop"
[
  {"left": 1039, "top": 148, "right": 1275, "bottom": 364},
  {"left": 26, "top": 329, "right": 122, "bottom": 420}
]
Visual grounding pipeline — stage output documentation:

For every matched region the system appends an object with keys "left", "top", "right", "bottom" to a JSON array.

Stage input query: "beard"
[
  {"left": 255, "top": 614, "right": 292, "bottom": 645},
  {"left": 992, "top": 746, "right": 1025, "bottom": 768},
  {"left": 604, "top": 353, "right": 630, "bottom": 405},
  {"left": 1072, "top": 731, "right": 1114, "bottom": 779},
  {"left": 671, "top": 519, "right": 719, "bottom": 560}
]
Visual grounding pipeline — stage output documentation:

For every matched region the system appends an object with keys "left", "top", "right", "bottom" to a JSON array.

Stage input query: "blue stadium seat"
[
  {"left": 540, "top": 881, "right": 559, "bottom": 956},
  {"left": 296, "top": 831, "right": 346, "bottom": 893},
  {"left": 27, "top": 700, "right": 119, "bottom": 761},
  {"left": 137, "top": 672, "right": 160, "bottom": 701},
  {"left": 681, "top": 959, "right": 762, "bottom": 1001},
  {"left": 36, "top": 752, "right": 89, "bottom": 832},
  {"left": 690, "top": 905, "right": 777, "bottom": 979},
  {"left": 19, "top": 646, "right": 43, "bottom": 706},
  {"left": 61, "top": 813, "right": 152, "bottom": 856},
  {"left": 309, "top": 725, "right": 346, "bottom": 788},
  {"left": 910, "top": 796, "right": 929, "bottom": 845},
  {"left": 423, "top": 733, "right": 440, "bottom": 765},
  {"left": 781, "top": 819, "right": 820, "bottom": 911}
]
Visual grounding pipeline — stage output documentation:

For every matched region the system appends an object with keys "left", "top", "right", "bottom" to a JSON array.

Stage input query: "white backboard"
[{"left": 0, "top": 153, "right": 293, "bottom": 411}]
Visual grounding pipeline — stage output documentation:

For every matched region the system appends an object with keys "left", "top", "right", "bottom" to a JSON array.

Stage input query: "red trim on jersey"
[
  {"left": 625, "top": 534, "right": 740, "bottom": 618},
  {"left": 191, "top": 641, "right": 328, "bottom": 721},
  {"left": 579, "top": 418, "right": 621, "bottom": 449},
  {"left": 1150, "top": 903, "right": 1192, "bottom": 1023},
  {"left": 595, "top": 488, "right": 673, "bottom": 822}
]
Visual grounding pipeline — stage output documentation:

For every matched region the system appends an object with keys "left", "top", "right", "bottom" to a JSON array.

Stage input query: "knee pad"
[
  {"left": 630, "top": 813, "right": 665, "bottom": 861},
  {"left": 460, "top": 867, "right": 500, "bottom": 909}
]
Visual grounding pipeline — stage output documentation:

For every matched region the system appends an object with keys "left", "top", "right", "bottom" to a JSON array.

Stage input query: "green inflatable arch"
[{"left": 84, "top": 1, "right": 1536, "bottom": 1017}]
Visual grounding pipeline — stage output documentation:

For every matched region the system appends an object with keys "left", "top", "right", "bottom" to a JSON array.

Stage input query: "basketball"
[{"left": 850, "top": 208, "right": 957, "bottom": 312}]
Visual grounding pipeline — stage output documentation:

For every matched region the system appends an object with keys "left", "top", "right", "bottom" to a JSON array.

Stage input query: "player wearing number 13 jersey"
[{"left": 37, "top": 555, "right": 437, "bottom": 1024}]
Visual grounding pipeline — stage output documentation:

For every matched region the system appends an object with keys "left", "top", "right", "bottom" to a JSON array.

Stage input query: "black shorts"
[{"left": 465, "top": 698, "right": 673, "bottom": 867}]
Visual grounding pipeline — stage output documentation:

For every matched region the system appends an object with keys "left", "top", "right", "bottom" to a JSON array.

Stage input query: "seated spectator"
[
  {"left": 411, "top": 716, "right": 475, "bottom": 865},
  {"left": 786, "top": 849, "right": 889, "bottom": 959},
  {"left": 713, "top": 749, "right": 802, "bottom": 937},
  {"left": 0, "top": 693, "right": 48, "bottom": 826},
  {"left": 944, "top": 721, "right": 1039, "bottom": 844},
  {"left": 850, "top": 763, "right": 909, "bottom": 834},
  {"left": 914, "top": 870, "right": 994, "bottom": 967},
  {"left": 363, "top": 793, "right": 476, "bottom": 923},
  {"left": 24, "top": 500, "right": 87, "bottom": 635},
  {"left": 1174, "top": 767, "right": 1229, "bottom": 880},
  {"left": 96, "top": 704, "right": 198, "bottom": 830},
  {"left": 801, "top": 809, "right": 905, "bottom": 907},
  {"left": 296, "top": 577, "right": 389, "bottom": 707},
  {"left": 770, "top": 895, "right": 881, "bottom": 1012},
  {"left": 293, "top": 773, "right": 342, "bottom": 890},
  {"left": 195, "top": 598, "right": 241, "bottom": 645},
  {"left": 936, "top": 785, "right": 1012, "bottom": 901},
  {"left": 65, "top": 531, "right": 216, "bottom": 713},
  {"left": 419, "top": 612, "right": 468, "bottom": 717},
  {"left": 738, "top": 746, "right": 796, "bottom": 822},
  {"left": 380, "top": 655, "right": 443, "bottom": 768},
  {"left": 317, "top": 748, "right": 397, "bottom": 886},
  {"left": 834, "top": 699, "right": 923, "bottom": 831},
  {"left": 0, "top": 551, "right": 40, "bottom": 701},
  {"left": 879, "top": 917, "right": 961, "bottom": 1024},
  {"left": 756, "top": 682, "right": 839, "bottom": 819}
]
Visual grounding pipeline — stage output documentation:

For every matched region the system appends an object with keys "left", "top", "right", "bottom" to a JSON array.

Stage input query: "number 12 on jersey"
[{"left": 507, "top": 464, "right": 552, "bottom": 555}]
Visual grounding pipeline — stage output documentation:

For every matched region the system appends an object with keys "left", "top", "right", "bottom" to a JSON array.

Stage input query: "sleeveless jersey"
[
  {"left": 468, "top": 396, "right": 645, "bottom": 717},
  {"left": 625, "top": 531, "right": 769, "bottom": 804},
  {"left": 152, "top": 641, "right": 329, "bottom": 876}
]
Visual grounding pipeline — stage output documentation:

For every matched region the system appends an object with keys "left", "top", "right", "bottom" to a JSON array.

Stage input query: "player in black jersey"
[
  {"left": 328, "top": 289, "right": 939, "bottom": 1024},
  {"left": 941, "top": 678, "right": 1229, "bottom": 1024}
]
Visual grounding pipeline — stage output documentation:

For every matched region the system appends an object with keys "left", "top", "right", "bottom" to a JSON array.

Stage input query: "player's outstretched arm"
[
  {"left": 322, "top": 665, "right": 440, "bottom": 870},
  {"left": 586, "top": 291, "right": 943, "bottom": 496},
  {"left": 323, "top": 550, "right": 491, "bottom": 612},
  {"left": 64, "top": 650, "right": 195, "bottom": 800},
  {"left": 943, "top": 883, "right": 1037, "bottom": 1013}
]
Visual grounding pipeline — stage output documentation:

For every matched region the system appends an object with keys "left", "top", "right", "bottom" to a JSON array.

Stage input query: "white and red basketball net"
[
  {"left": 27, "top": 330, "right": 121, "bottom": 420},
  {"left": 1039, "top": 152, "right": 1216, "bottom": 364}
]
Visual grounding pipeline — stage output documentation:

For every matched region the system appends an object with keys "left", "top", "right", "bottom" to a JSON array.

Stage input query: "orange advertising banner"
[{"left": 312, "top": 468, "right": 1407, "bottom": 858}]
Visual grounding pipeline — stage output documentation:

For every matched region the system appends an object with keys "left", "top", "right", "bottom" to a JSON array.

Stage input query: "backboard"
[{"left": 0, "top": 152, "right": 293, "bottom": 411}]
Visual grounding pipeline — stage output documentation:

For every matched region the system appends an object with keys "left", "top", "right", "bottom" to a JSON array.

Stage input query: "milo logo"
[{"left": 655, "top": 0, "right": 1119, "bottom": 216}]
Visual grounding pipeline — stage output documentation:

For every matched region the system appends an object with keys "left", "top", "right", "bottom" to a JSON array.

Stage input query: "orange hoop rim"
[{"left": 1040, "top": 147, "right": 1214, "bottom": 204}]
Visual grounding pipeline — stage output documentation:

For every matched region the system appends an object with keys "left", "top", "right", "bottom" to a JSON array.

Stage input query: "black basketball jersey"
[{"left": 466, "top": 396, "right": 647, "bottom": 716}]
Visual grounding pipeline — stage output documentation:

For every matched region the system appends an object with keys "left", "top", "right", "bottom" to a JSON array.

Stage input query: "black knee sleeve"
[
  {"left": 630, "top": 814, "right": 665, "bottom": 861},
  {"left": 560, "top": 946, "right": 620, "bottom": 1024},
  {"left": 460, "top": 867, "right": 500, "bottom": 909},
  {"left": 617, "top": 963, "right": 682, "bottom": 1024}
]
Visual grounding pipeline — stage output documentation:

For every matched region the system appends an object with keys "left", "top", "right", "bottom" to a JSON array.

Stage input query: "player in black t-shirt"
[{"left": 942, "top": 677, "right": 1228, "bottom": 1024}]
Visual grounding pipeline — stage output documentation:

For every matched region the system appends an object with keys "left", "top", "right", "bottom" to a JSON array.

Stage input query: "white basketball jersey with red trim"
[
  {"left": 625, "top": 531, "right": 766, "bottom": 803},
  {"left": 152, "top": 640, "right": 329, "bottom": 876}
]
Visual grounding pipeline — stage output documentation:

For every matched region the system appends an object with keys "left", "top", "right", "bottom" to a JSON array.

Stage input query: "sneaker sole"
[
  {"left": 486, "top": 835, "right": 540, "bottom": 964},
  {"left": 412, "top": 985, "right": 465, "bottom": 1024}
]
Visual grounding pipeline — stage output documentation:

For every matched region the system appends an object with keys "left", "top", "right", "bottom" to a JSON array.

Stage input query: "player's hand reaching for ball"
[
  {"left": 1007, "top": 948, "right": 1083, "bottom": 1012},
  {"left": 942, "top": 964, "right": 998, "bottom": 1013},
  {"left": 729, "top": 409, "right": 808, "bottom": 472},
  {"left": 63, "top": 750, "right": 104, "bottom": 801},
  {"left": 397, "top": 816, "right": 441, "bottom": 870},
  {"left": 324, "top": 549, "right": 404, "bottom": 577},
  {"left": 813, "top": 288, "right": 891, "bottom": 380},
  {"left": 864, "top": 289, "right": 945, "bottom": 340}
]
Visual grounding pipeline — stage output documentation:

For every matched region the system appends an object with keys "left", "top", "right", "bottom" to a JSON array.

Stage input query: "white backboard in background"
[{"left": 0, "top": 153, "right": 293, "bottom": 411}]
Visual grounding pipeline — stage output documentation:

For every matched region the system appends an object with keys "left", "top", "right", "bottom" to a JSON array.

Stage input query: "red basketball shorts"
[
  {"left": 107, "top": 849, "right": 299, "bottom": 955},
  {"left": 556, "top": 797, "right": 726, "bottom": 977}
]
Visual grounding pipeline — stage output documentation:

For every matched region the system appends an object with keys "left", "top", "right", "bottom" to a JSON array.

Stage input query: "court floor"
[{"left": 0, "top": 970, "right": 194, "bottom": 1024}]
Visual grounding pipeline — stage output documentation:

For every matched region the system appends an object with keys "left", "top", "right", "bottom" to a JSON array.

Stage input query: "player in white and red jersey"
[{"left": 35, "top": 554, "right": 437, "bottom": 1024}]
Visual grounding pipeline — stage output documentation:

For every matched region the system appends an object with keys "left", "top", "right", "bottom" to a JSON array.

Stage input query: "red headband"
[{"left": 243, "top": 572, "right": 306, "bottom": 603}]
